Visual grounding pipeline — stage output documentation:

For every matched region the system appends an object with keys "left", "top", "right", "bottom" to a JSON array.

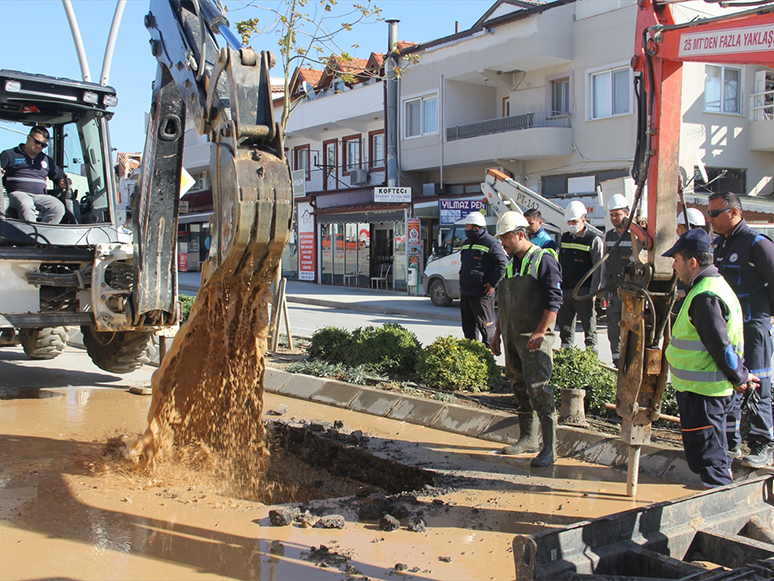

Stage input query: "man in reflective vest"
[
  {"left": 557, "top": 200, "right": 603, "bottom": 353},
  {"left": 491, "top": 212, "right": 563, "bottom": 467},
  {"left": 459, "top": 211, "right": 507, "bottom": 345},
  {"left": 709, "top": 192, "right": 774, "bottom": 469},
  {"left": 664, "top": 228, "right": 759, "bottom": 487},
  {"left": 602, "top": 194, "right": 632, "bottom": 368}
]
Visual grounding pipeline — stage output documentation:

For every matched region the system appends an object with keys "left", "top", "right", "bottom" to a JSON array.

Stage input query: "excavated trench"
[{"left": 257, "top": 419, "right": 436, "bottom": 505}]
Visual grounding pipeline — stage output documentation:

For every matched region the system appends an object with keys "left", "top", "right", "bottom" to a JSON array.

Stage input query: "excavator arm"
[
  {"left": 132, "top": 0, "right": 290, "bottom": 326},
  {"left": 619, "top": 0, "right": 774, "bottom": 495}
]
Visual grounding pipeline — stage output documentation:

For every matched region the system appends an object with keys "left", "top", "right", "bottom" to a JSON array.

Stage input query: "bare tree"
[{"left": 232, "top": 0, "right": 383, "bottom": 134}]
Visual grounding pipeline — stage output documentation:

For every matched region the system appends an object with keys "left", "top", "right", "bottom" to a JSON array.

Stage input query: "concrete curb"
[{"left": 263, "top": 367, "right": 774, "bottom": 487}]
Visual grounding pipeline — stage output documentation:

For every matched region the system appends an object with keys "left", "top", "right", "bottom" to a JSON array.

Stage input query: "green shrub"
[
  {"left": 552, "top": 347, "right": 617, "bottom": 417},
  {"left": 660, "top": 384, "right": 679, "bottom": 418},
  {"left": 180, "top": 294, "right": 195, "bottom": 323},
  {"left": 308, "top": 326, "right": 353, "bottom": 362},
  {"left": 418, "top": 336, "right": 500, "bottom": 392},
  {"left": 347, "top": 323, "right": 423, "bottom": 375}
]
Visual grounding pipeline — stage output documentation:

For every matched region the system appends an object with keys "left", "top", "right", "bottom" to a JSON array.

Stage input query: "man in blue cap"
[{"left": 663, "top": 228, "right": 759, "bottom": 487}]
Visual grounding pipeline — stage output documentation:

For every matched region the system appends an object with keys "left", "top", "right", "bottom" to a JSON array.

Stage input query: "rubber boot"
[
  {"left": 502, "top": 413, "right": 539, "bottom": 455},
  {"left": 530, "top": 413, "right": 557, "bottom": 467}
]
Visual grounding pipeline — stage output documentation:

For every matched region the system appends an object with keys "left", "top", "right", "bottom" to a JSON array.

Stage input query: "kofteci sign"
[{"left": 374, "top": 187, "right": 411, "bottom": 203}]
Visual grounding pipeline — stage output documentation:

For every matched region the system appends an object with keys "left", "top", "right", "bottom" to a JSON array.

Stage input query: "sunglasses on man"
[
  {"left": 30, "top": 136, "right": 48, "bottom": 148},
  {"left": 707, "top": 207, "right": 733, "bottom": 218}
]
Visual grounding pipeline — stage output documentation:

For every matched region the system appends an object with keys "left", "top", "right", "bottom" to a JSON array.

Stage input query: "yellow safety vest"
[{"left": 665, "top": 275, "right": 745, "bottom": 397}]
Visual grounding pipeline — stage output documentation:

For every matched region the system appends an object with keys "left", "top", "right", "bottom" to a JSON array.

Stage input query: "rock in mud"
[
  {"left": 309, "top": 420, "right": 332, "bottom": 432},
  {"left": 407, "top": 517, "right": 427, "bottom": 533},
  {"left": 355, "top": 485, "right": 380, "bottom": 498},
  {"left": 395, "top": 563, "right": 408, "bottom": 571},
  {"left": 439, "top": 556, "right": 452, "bottom": 563},
  {"left": 317, "top": 515, "right": 345, "bottom": 529},
  {"left": 348, "top": 430, "right": 364, "bottom": 444},
  {"left": 269, "top": 507, "right": 300, "bottom": 526},
  {"left": 333, "top": 420, "right": 344, "bottom": 429},
  {"left": 269, "top": 540, "right": 285, "bottom": 555},
  {"left": 386, "top": 502, "right": 411, "bottom": 519},
  {"left": 380, "top": 514, "right": 400, "bottom": 532},
  {"left": 357, "top": 503, "right": 384, "bottom": 521},
  {"left": 266, "top": 405, "right": 289, "bottom": 416}
]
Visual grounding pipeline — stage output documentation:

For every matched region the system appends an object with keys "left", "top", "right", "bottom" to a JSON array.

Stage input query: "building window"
[
  {"left": 502, "top": 97, "right": 510, "bottom": 117},
  {"left": 404, "top": 94, "right": 438, "bottom": 137},
  {"left": 369, "top": 130, "right": 384, "bottom": 170},
  {"left": 693, "top": 166, "right": 746, "bottom": 194},
  {"left": 589, "top": 65, "right": 630, "bottom": 119},
  {"left": 293, "top": 145, "right": 310, "bottom": 180},
  {"left": 552, "top": 78, "right": 570, "bottom": 115},
  {"left": 323, "top": 139, "right": 337, "bottom": 189},
  {"left": 342, "top": 135, "right": 361, "bottom": 175},
  {"left": 705, "top": 65, "right": 742, "bottom": 114}
]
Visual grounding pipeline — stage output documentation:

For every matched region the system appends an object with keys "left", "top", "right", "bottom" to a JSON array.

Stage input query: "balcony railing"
[
  {"left": 750, "top": 90, "right": 774, "bottom": 121},
  {"left": 446, "top": 111, "right": 571, "bottom": 142}
]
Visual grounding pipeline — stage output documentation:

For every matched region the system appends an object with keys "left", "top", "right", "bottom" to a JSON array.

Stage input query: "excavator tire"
[
  {"left": 20, "top": 327, "right": 69, "bottom": 360},
  {"left": 81, "top": 326, "right": 152, "bottom": 374}
]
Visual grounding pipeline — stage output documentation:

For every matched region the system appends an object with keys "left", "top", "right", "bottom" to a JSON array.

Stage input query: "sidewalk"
[{"left": 178, "top": 271, "right": 460, "bottom": 322}]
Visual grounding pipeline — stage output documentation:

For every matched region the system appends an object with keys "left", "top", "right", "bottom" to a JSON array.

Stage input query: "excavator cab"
[{"left": 0, "top": 69, "right": 168, "bottom": 372}]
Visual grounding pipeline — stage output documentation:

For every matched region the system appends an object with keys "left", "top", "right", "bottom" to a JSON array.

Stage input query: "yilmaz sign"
[
  {"left": 374, "top": 187, "right": 411, "bottom": 203},
  {"left": 439, "top": 198, "right": 487, "bottom": 225}
]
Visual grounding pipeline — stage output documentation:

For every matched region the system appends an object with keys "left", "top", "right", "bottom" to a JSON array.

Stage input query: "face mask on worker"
[
  {"left": 567, "top": 223, "right": 583, "bottom": 235},
  {"left": 466, "top": 227, "right": 485, "bottom": 242}
]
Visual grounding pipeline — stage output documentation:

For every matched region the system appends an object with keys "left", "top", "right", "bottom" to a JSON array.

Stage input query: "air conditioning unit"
[{"left": 349, "top": 168, "right": 369, "bottom": 186}]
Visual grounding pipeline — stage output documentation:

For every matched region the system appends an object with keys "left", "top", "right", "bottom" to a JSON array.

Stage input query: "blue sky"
[{"left": 0, "top": 0, "right": 493, "bottom": 156}]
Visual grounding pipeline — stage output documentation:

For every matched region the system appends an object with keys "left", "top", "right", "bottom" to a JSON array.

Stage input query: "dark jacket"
[
  {"left": 713, "top": 219, "right": 774, "bottom": 324},
  {"left": 459, "top": 228, "right": 507, "bottom": 296},
  {"left": 559, "top": 228, "right": 603, "bottom": 291},
  {"left": 1, "top": 144, "right": 64, "bottom": 196}
]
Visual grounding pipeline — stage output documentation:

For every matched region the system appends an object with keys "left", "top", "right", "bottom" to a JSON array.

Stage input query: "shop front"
[{"left": 316, "top": 207, "right": 408, "bottom": 291}]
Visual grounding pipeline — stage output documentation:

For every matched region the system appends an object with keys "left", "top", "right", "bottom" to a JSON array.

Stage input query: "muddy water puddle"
[{"left": 0, "top": 353, "right": 697, "bottom": 580}]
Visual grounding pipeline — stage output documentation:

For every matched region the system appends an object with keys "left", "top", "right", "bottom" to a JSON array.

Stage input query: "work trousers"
[
  {"left": 726, "top": 321, "right": 774, "bottom": 450},
  {"left": 606, "top": 295, "right": 623, "bottom": 366},
  {"left": 557, "top": 292, "right": 597, "bottom": 352},
  {"left": 676, "top": 390, "right": 733, "bottom": 487},
  {"left": 460, "top": 293, "right": 496, "bottom": 345},
  {"left": 505, "top": 331, "right": 556, "bottom": 418},
  {"left": 8, "top": 190, "right": 64, "bottom": 223}
]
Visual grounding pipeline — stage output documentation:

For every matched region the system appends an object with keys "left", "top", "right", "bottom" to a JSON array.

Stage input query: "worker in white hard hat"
[
  {"left": 557, "top": 200, "right": 604, "bottom": 354},
  {"left": 674, "top": 207, "right": 711, "bottom": 313},
  {"left": 491, "top": 211, "right": 563, "bottom": 467},
  {"left": 602, "top": 194, "right": 632, "bottom": 368},
  {"left": 677, "top": 207, "right": 708, "bottom": 236},
  {"left": 459, "top": 210, "right": 508, "bottom": 345}
]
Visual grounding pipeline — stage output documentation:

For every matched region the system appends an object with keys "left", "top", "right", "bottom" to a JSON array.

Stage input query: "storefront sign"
[
  {"left": 292, "top": 170, "right": 306, "bottom": 198},
  {"left": 375, "top": 187, "right": 411, "bottom": 203},
  {"left": 298, "top": 201, "right": 315, "bottom": 281},
  {"left": 407, "top": 218, "right": 421, "bottom": 253},
  {"left": 439, "top": 198, "right": 487, "bottom": 225},
  {"left": 177, "top": 252, "right": 188, "bottom": 272}
]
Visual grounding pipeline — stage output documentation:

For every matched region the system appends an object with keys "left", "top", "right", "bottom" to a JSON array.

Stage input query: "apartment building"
[
  {"left": 399, "top": 0, "right": 774, "bottom": 245},
  {"left": 281, "top": 54, "right": 412, "bottom": 289}
]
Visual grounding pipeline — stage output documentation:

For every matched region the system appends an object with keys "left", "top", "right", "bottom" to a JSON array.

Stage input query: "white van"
[{"left": 422, "top": 216, "right": 498, "bottom": 307}]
